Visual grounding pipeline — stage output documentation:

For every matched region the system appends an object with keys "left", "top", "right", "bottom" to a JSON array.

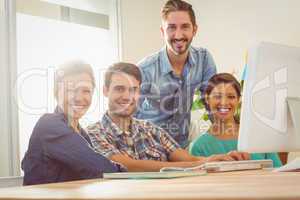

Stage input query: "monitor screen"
[{"left": 238, "top": 42, "right": 300, "bottom": 153}]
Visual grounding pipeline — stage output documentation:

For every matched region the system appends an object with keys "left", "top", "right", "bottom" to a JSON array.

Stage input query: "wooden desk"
[{"left": 0, "top": 170, "right": 299, "bottom": 200}]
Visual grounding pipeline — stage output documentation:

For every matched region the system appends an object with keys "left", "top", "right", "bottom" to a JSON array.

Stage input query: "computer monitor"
[{"left": 238, "top": 42, "right": 300, "bottom": 153}]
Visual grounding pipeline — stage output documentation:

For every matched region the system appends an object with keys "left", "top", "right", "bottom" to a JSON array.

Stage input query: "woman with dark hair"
[
  {"left": 22, "top": 60, "right": 122, "bottom": 185},
  {"left": 189, "top": 73, "right": 282, "bottom": 167}
]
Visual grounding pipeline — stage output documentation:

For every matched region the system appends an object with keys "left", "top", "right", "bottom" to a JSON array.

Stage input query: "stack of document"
[{"left": 273, "top": 157, "right": 300, "bottom": 172}]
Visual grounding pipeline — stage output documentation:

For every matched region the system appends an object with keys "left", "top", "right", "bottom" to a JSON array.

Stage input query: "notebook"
[{"left": 103, "top": 170, "right": 206, "bottom": 179}]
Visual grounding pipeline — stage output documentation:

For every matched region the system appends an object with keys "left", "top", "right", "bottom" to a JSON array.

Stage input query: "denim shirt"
[
  {"left": 21, "top": 107, "right": 121, "bottom": 185},
  {"left": 135, "top": 46, "right": 216, "bottom": 148}
]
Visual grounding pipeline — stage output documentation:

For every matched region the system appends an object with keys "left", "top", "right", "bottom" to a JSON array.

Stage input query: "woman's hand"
[
  {"left": 227, "top": 151, "right": 250, "bottom": 161},
  {"left": 205, "top": 154, "right": 235, "bottom": 162},
  {"left": 204, "top": 151, "right": 250, "bottom": 162}
]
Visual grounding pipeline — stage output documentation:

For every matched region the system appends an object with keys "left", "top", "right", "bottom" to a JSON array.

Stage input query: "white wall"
[
  {"left": 191, "top": 0, "right": 300, "bottom": 74},
  {"left": 119, "top": 0, "right": 164, "bottom": 63},
  {"left": 121, "top": 0, "right": 300, "bottom": 75}
]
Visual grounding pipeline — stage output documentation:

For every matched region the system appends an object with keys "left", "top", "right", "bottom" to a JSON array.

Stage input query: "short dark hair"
[
  {"left": 54, "top": 60, "right": 95, "bottom": 98},
  {"left": 161, "top": 0, "right": 196, "bottom": 26},
  {"left": 104, "top": 62, "right": 142, "bottom": 88}
]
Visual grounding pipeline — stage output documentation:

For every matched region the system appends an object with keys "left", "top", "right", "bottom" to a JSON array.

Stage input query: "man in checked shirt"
[{"left": 87, "top": 62, "right": 249, "bottom": 172}]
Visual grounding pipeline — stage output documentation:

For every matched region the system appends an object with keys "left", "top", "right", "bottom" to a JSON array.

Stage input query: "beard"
[{"left": 168, "top": 38, "right": 192, "bottom": 55}]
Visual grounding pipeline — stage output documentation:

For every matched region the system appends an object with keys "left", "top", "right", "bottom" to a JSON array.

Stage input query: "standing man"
[{"left": 136, "top": 0, "right": 217, "bottom": 148}]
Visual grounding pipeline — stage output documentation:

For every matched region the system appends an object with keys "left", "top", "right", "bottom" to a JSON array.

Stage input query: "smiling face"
[
  {"left": 57, "top": 73, "right": 94, "bottom": 120},
  {"left": 104, "top": 72, "right": 140, "bottom": 119},
  {"left": 161, "top": 11, "right": 197, "bottom": 56},
  {"left": 206, "top": 83, "right": 240, "bottom": 123}
]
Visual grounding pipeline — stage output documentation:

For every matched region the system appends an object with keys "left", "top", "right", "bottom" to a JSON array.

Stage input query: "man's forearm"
[{"left": 111, "top": 154, "right": 202, "bottom": 172}]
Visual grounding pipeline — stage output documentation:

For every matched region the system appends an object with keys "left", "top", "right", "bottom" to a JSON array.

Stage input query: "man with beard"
[
  {"left": 135, "top": 0, "right": 217, "bottom": 148},
  {"left": 87, "top": 63, "right": 248, "bottom": 172}
]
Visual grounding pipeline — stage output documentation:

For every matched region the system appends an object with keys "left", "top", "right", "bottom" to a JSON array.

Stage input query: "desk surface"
[{"left": 0, "top": 169, "right": 300, "bottom": 200}]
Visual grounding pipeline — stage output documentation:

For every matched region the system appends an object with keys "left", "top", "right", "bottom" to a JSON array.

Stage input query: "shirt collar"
[
  {"left": 101, "top": 113, "right": 140, "bottom": 137},
  {"left": 160, "top": 46, "right": 195, "bottom": 76},
  {"left": 101, "top": 113, "right": 123, "bottom": 136},
  {"left": 160, "top": 47, "right": 173, "bottom": 75},
  {"left": 188, "top": 47, "right": 196, "bottom": 67}
]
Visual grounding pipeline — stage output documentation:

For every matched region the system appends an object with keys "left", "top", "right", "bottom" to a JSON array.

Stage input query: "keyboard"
[
  {"left": 202, "top": 159, "right": 273, "bottom": 172},
  {"left": 160, "top": 159, "right": 273, "bottom": 173}
]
